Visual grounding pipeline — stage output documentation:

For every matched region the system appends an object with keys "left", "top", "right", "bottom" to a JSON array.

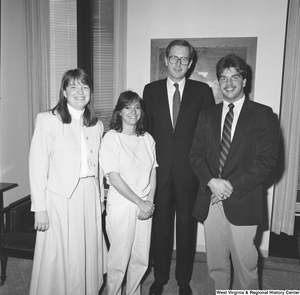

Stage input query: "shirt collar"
[
  {"left": 223, "top": 95, "right": 245, "bottom": 109},
  {"left": 167, "top": 77, "right": 186, "bottom": 91},
  {"left": 68, "top": 103, "right": 84, "bottom": 120}
]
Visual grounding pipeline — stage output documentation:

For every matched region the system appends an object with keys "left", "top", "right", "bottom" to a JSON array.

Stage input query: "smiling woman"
[
  {"left": 28, "top": 68, "right": 107, "bottom": 295},
  {"left": 64, "top": 82, "right": 91, "bottom": 111},
  {"left": 51, "top": 68, "right": 97, "bottom": 126},
  {"left": 119, "top": 101, "right": 142, "bottom": 134},
  {"left": 100, "top": 90, "right": 158, "bottom": 294}
]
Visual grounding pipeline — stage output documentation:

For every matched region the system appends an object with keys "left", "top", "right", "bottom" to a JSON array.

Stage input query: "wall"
[
  {"left": 126, "top": 0, "right": 288, "bottom": 256},
  {"left": 0, "top": 0, "right": 30, "bottom": 206},
  {"left": 0, "top": 0, "right": 289, "bottom": 255}
]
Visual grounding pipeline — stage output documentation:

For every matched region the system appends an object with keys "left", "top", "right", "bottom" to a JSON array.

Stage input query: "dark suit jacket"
[
  {"left": 143, "top": 78, "right": 214, "bottom": 190},
  {"left": 190, "top": 98, "right": 279, "bottom": 225}
]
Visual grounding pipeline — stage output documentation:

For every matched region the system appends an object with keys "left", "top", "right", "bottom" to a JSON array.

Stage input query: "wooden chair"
[{"left": 0, "top": 195, "right": 36, "bottom": 286}]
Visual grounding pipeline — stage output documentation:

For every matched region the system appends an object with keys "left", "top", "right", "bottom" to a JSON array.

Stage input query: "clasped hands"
[
  {"left": 137, "top": 200, "right": 155, "bottom": 220},
  {"left": 208, "top": 178, "right": 233, "bottom": 205}
]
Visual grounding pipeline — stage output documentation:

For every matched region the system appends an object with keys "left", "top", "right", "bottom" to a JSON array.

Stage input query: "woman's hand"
[
  {"left": 137, "top": 200, "right": 155, "bottom": 220},
  {"left": 34, "top": 210, "right": 50, "bottom": 231},
  {"left": 108, "top": 172, "right": 156, "bottom": 220}
]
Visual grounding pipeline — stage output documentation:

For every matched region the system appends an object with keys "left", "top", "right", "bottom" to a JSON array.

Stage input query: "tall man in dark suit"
[
  {"left": 190, "top": 54, "right": 279, "bottom": 290},
  {"left": 143, "top": 39, "right": 214, "bottom": 295}
]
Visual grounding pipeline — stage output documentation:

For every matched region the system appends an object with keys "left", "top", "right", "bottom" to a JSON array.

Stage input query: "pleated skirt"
[{"left": 30, "top": 177, "right": 107, "bottom": 295}]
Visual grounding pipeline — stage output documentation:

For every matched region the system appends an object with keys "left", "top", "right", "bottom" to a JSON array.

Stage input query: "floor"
[{"left": 1, "top": 252, "right": 300, "bottom": 295}]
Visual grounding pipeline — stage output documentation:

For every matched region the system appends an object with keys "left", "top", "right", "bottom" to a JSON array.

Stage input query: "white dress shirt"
[{"left": 221, "top": 96, "right": 245, "bottom": 141}]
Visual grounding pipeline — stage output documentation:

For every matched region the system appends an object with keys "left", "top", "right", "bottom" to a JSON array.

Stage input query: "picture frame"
[{"left": 150, "top": 37, "right": 257, "bottom": 103}]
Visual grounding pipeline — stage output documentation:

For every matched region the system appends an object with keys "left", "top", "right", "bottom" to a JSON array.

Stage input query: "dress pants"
[
  {"left": 204, "top": 201, "right": 259, "bottom": 290},
  {"left": 151, "top": 176, "right": 197, "bottom": 286},
  {"left": 106, "top": 189, "right": 152, "bottom": 295}
]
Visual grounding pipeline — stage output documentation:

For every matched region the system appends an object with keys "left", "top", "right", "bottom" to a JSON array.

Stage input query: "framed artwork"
[{"left": 150, "top": 37, "right": 257, "bottom": 103}]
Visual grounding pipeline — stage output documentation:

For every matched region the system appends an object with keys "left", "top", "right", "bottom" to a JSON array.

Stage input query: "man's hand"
[
  {"left": 208, "top": 178, "right": 233, "bottom": 205},
  {"left": 34, "top": 210, "right": 50, "bottom": 231}
]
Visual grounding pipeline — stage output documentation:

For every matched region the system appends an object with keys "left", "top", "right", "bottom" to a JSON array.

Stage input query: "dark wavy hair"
[
  {"left": 51, "top": 68, "right": 98, "bottom": 127},
  {"left": 165, "top": 39, "right": 195, "bottom": 61},
  {"left": 216, "top": 54, "right": 247, "bottom": 80},
  {"left": 109, "top": 90, "right": 146, "bottom": 136}
]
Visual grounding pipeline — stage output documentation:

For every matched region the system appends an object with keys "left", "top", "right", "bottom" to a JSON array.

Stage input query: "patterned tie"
[
  {"left": 173, "top": 83, "right": 181, "bottom": 129},
  {"left": 219, "top": 103, "right": 234, "bottom": 177}
]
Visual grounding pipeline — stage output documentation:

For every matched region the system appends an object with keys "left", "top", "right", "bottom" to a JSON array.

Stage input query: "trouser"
[
  {"left": 204, "top": 201, "right": 258, "bottom": 290},
  {"left": 106, "top": 189, "right": 152, "bottom": 295},
  {"left": 151, "top": 176, "right": 198, "bottom": 286}
]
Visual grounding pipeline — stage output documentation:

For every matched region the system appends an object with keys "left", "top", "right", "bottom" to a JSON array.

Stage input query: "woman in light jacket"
[{"left": 29, "top": 68, "right": 107, "bottom": 295}]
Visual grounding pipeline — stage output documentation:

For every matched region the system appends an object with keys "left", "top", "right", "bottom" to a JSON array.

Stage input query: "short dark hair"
[
  {"left": 165, "top": 39, "right": 195, "bottom": 61},
  {"left": 109, "top": 90, "right": 146, "bottom": 136},
  {"left": 51, "top": 68, "right": 98, "bottom": 127},
  {"left": 216, "top": 54, "right": 247, "bottom": 80}
]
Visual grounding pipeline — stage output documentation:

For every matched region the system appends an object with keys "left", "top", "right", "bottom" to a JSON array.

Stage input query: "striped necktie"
[
  {"left": 219, "top": 103, "right": 234, "bottom": 177},
  {"left": 173, "top": 83, "right": 181, "bottom": 129}
]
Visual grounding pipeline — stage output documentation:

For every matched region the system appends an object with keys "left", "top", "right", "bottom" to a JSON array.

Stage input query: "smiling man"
[
  {"left": 143, "top": 40, "right": 214, "bottom": 295},
  {"left": 189, "top": 54, "right": 279, "bottom": 290}
]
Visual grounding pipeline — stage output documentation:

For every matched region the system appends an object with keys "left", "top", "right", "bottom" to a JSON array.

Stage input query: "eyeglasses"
[{"left": 168, "top": 55, "right": 190, "bottom": 65}]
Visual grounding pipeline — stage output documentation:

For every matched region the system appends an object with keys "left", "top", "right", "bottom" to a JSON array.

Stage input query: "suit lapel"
[
  {"left": 211, "top": 103, "right": 223, "bottom": 170},
  {"left": 157, "top": 79, "right": 173, "bottom": 131},
  {"left": 226, "top": 99, "right": 254, "bottom": 163}
]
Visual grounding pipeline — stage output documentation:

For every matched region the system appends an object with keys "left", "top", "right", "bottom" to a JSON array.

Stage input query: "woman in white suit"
[{"left": 29, "top": 69, "right": 107, "bottom": 295}]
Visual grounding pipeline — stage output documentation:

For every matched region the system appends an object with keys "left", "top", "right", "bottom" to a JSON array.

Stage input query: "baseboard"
[{"left": 196, "top": 244, "right": 206, "bottom": 253}]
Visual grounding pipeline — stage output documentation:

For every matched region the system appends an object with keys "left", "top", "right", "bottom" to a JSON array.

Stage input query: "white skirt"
[{"left": 30, "top": 177, "right": 107, "bottom": 295}]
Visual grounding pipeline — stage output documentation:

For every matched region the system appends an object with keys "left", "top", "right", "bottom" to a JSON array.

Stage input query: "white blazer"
[{"left": 29, "top": 111, "right": 104, "bottom": 212}]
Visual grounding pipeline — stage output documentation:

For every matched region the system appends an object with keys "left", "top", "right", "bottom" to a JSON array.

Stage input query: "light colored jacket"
[{"left": 29, "top": 111, "right": 104, "bottom": 212}]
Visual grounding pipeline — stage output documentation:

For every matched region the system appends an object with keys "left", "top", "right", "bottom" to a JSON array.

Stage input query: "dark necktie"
[
  {"left": 173, "top": 83, "right": 181, "bottom": 129},
  {"left": 219, "top": 103, "right": 234, "bottom": 177}
]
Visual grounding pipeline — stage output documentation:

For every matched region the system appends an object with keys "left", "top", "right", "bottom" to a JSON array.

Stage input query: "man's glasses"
[{"left": 168, "top": 56, "right": 190, "bottom": 65}]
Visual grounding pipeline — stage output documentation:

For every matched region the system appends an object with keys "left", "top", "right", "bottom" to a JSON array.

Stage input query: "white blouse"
[
  {"left": 100, "top": 130, "right": 158, "bottom": 198},
  {"left": 68, "top": 104, "right": 93, "bottom": 178}
]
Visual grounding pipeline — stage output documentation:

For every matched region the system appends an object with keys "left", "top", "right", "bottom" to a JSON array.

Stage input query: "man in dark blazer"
[
  {"left": 190, "top": 54, "right": 279, "bottom": 290},
  {"left": 143, "top": 39, "right": 214, "bottom": 295}
]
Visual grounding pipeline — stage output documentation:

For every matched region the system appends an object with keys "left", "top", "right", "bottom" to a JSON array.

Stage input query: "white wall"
[
  {"left": 0, "top": 0, "right": 30, "bottom": 206},
  {"left": 126, "top": 0, "right": 288, "bottom": 256}
]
